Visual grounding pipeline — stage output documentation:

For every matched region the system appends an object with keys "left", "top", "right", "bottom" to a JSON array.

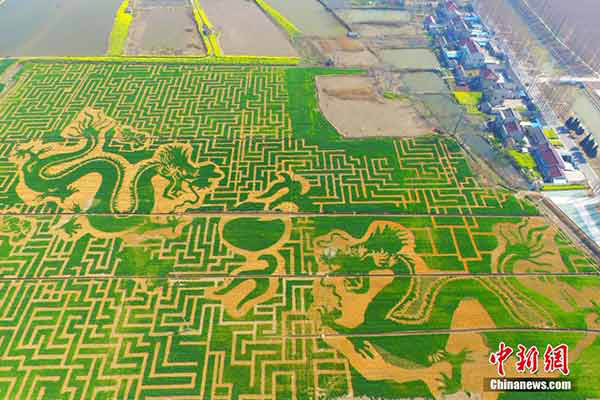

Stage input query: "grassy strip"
[
  {"left": 542, "top": 185, "right": 588, "bottom": 191},
  {"left": 0, "top": 59, "right": 15, "bottom": 76},
  {"left": 107, "top": 0, "right": 133, "bottom": 56},
  {"left": 255, "top": 0, "right": 301, "bottom": 38},
  {"left": 190, "top": 0, "right": 223, "bottom": 56},
  {"left": 453, "top": 91, "right": 482, "bottom": 114},
  {"left": 18, "top": 55, "right": 300, "bottom": 65}
]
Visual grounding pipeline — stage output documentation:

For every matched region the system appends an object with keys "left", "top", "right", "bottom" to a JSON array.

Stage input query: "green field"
[{"left": 0, "top": 61, "right": 598, "bottom": 399}]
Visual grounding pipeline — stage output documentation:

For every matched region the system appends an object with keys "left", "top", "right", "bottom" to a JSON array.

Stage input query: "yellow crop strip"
[
  {"left": 107, "top": 0, "right": 133, "bottom": 56},
  {"left": 17, "top": 55, "right": 301, "bottom": 65},
  {"left": 190, "top": 1, "right": 213, "bottom": 56},
  {"left": 190, "top": 0, "right": 223, "bottom": 56},
  {"left": 255, "top": 0, "right": 301, "bottom": 38}
]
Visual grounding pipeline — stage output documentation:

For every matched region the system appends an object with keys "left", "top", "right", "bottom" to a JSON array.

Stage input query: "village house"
[
  {"left": 460, "top": 38, "right": 485, "bottom": 68},
  {"left": 532, "top": 143, "right": 567, "bottom": 183}
]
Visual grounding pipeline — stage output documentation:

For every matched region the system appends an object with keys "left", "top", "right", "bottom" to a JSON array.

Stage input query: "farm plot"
[
  {"left": 338, "top": 9, "right": 411, "bottom": 25},
  {"left": 316, "top": 74, "right": 433, "bottom": 137},
  {"left": 0, "top": 0, "right": 123, "bottom": 56},
  {"left": 402, "top": 72, "right": 450, "bottom": 94},
  {"left": 199, "top": 0, "right": 298, "bottom": 56},
  {"left": 317, "top": 37, "right": 379, "bottom": 67},
  {"left": 0, "top": 214, "right": 599, "bottom": 399},
  {"left": 0, "top": 63, "right": 537, "bottom": 216},
  {"left": 263, "top": 0, "right": 347, "bottom": 38},
  {"left": 380, "top": 48, "right": 441, "bottom": 71},
  {"left": 125, "top": 6, "right": 206, "bottom": 55},
  {"left": 3, "top": 61, "right": 594, "bottom": 399}
]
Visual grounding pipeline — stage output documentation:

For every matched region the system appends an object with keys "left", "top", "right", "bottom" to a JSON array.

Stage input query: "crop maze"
[{"left": 0, "top": 62, "right": 599, "bottom": 399}]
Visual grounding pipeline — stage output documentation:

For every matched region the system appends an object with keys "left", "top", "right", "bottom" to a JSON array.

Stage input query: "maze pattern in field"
[
  {"left": 0, "top": 136, "right": 531, "bottom": 215},
  {"left": 0, "top": 63, "right": 534, "bottom": 216},
  {"left": 0, "top": 64, "right": 290, "bottom": 141},
  {"left": 0, "top": 62, "right": 596, "bottom": 399},
  {"left": 0, "top": 215, "right": 594, "bottom": 279},
  {"left": 0, "top": 216, "right": 599, "bottom": 399}
]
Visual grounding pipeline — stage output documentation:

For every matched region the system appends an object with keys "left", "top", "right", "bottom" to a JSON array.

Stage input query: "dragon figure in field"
[{"left": 10, "top": 108, "right": 224, "bottom": 241}]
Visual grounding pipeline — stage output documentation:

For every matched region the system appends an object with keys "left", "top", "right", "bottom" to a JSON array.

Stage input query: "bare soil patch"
[
  {"left": 125, "top": 7, "right": 205, "bottom": 55},
  {"left": 199, "top": 0, "right": 297, "bottom": 57},
  {"left": 319, "top": 37, "right": 363, "bottom": 53},
  {"left": 317, "top": 37, "right": 379, "bottom": 67},
  {"left": 316, "top": 75, "right": 433, "bottom": 138}
]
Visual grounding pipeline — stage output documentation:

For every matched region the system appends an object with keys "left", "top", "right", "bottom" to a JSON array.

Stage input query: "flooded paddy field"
[
  {"left": 337, "top": 9, "right": 410, "bottom": 25},
  {"left": 380, "top": 49, "right": 440, "bottom": 71},
  {"left": 265, "top": 0, "right": 347, "bottom": 38},
  {"left": 137, "top": 0, "right": 188, "bottom": 5},
  {"left": 402, "top": 72, "right": 449, "bottom": 94},
  {"left": 355, "top": 22, "right": 425, "bottom": 38},
  {"left": 126, "top": 6, "right": 205, "bottom": 55},
  {"left": 0, "top": 0, "right": 122, "bottom": 56},
  {"left": 200, "top": 0, "right": 297, "bottom": 56}
]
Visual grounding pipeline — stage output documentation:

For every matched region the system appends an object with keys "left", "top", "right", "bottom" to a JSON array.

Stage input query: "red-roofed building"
[{"left": 533, "top": 143, "right": 567, "bottom": 183}]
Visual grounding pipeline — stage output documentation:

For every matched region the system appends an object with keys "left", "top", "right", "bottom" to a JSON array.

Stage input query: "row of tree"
[{"left": 567, "top": 117, "right": 598, "bottom": 158}]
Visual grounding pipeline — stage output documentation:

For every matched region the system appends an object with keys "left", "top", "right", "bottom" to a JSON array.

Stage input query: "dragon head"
[{"left": 156, "top": 145, "right": 223, "bottom": 204}]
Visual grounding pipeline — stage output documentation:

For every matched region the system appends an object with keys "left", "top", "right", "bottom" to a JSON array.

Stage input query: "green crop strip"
[
  {"left": 542, "top": 184, "right": 588, "bottom": 191},
  {"left": 0, "top": 58, "right": 15, "bottom": 76},
  {"left": 255, "top": 0, "right": 301, "bottom": 39},
  {"left": 106, "top": 0, "right": 133, "bottom": 56}
]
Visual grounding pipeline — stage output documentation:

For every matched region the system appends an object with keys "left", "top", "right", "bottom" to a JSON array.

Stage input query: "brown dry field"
[
  {"left": 316, "top": 75, "right": 433, "bottom": 138},
  {"left": 199, "top": 0, "right": 297, "bottom": 57},
  {"left": 125, "top": 7, "right": 205, "bottom": 56},
  {"left": 317, "top": 38, "right": 379, "bottom": 67}
]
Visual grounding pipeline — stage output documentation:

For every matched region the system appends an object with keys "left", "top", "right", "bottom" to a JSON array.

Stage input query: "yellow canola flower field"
[{"left": 107, "top": 0, "right": 133, "bottom": 56}]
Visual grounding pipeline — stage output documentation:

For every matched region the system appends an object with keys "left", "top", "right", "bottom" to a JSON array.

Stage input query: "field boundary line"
[
  {"left": 288, "top": 327, "right": 600, "bottom": 339},
  {"left": 0, "top": 211, "right": 543, "bottom": 218},
  {"left": 2, "top": 272, "right": 597, "bottom": 283}
]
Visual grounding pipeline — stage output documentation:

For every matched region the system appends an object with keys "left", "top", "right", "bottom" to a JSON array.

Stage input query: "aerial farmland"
[{"left": 0, "top": 0, "right": 600, "bottom": 399}]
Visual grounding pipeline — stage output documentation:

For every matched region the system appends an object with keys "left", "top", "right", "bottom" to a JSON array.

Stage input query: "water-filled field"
[
  {"left": 0, "top": 0, "right": 122, "bottom": 56},
  {"left": 200, "top": 0, "right": 297, "bottom": 56},
  {"left": 570, "top": 89, "right": 600, "bottom": 137},
  {"left": 338, "top": 9, "right": 410, "bottom": 25},
  {"left": 402, "top": 72, "right": 449, "bottom": 93},
  {"left": 265, "top": 0, "right": 347, "bottom": 37},
  {"left": 126, "top": 6, "right": 205, "bottom": 55},
  {"left": 381, "top": 48, "right": 441, "bottom": 70}
]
